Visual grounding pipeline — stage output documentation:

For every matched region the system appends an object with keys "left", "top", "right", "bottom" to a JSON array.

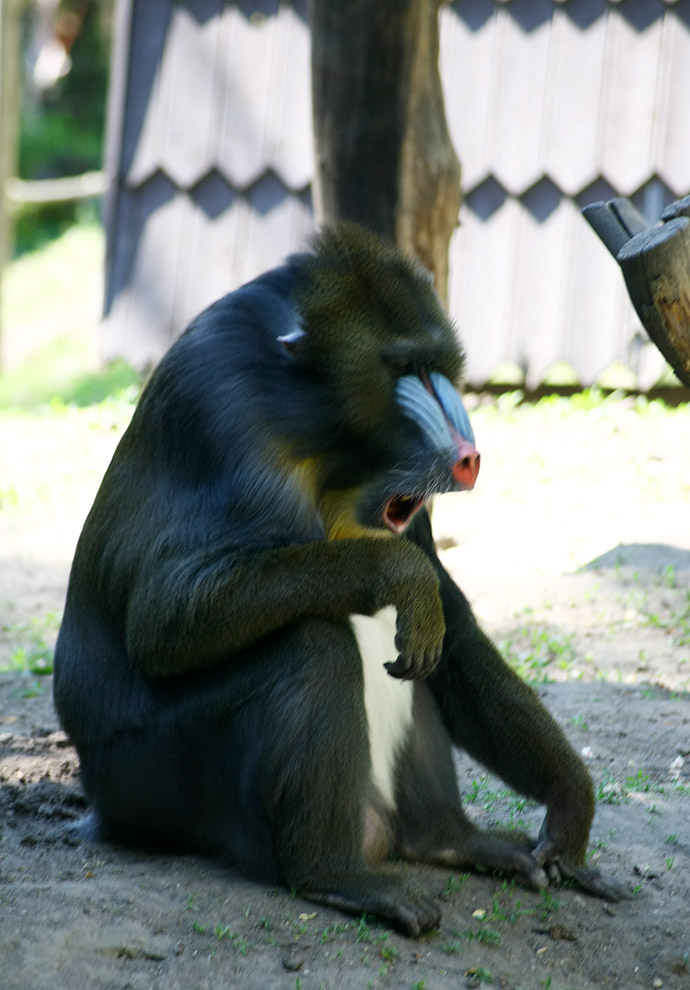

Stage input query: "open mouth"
[{"left": 383, "top": 494, "right": 426, "bottom": 534}]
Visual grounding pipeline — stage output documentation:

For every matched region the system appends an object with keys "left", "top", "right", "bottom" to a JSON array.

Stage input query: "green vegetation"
[
  {"left": 594, "top": 767, "right": 671, "bottom": 807},
  {"left": 499, "top": 625, "right": 577, "bottom": 684},
  {"left": 443, "top": 872, "right": 469, "bottom": 897},
  {"left": 15, "top": 2, "right": 110, "bottom": 254},
  {"left": 463, "top": 774, "right": 537, "bottom": 833},
  {"left": 0, "top": 611, "right": 59, "bottom": 676},
  {"left": 537, "top": 889, "right": 561, "bottom": 922},
  {"left": 1, "top": 222, "right": 141, "bottom": 410},
  {"left": 214, "top": 926, "right": 249, "bottom": 954},
  {"left": 0, "top": 222, "right": 142, "bottom": 678}
]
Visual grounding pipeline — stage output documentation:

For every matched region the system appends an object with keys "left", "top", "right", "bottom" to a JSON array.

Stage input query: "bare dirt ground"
[{"left": 1, "top": 394, "right": 690, "bottom": 990}]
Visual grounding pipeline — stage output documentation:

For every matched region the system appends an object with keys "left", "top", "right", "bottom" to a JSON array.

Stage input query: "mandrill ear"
[{"left": 277, "top": 327, "right": 307, "bottom": 357}]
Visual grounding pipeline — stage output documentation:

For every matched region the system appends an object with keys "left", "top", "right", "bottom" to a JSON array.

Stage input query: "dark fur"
[{"left": 54, "top": 227, "right": 629, "bottom": 935}]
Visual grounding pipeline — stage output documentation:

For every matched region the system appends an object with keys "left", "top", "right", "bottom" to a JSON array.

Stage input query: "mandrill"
[{"left": 54, "top": 224, "right": 630, "bottom": 935}]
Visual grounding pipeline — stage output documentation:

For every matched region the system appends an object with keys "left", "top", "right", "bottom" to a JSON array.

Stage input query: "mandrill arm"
[
  {"left": 407, "top": 509, "right": 633, "bottom": 902},
  {"left": 124, "top": 535, "right": 444, "bottom": 680}
]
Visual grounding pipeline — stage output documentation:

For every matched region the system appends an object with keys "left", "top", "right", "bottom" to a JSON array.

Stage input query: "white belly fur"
[{"left": 350, "top": 606, "right": 414, "bottom": 808}]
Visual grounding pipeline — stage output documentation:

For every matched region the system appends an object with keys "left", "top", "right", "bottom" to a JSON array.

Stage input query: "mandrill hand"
[
  {"left": 531, "top": 833, "right": 634, "bottom": 902},
  {"left": 375, "top": 541, "right": 446, "bottom": 681},
  {"left": 386, "top": 578, "right": 445, "bottom": 680}
]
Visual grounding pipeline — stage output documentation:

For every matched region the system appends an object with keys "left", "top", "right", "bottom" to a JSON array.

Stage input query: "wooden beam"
[
  {"left": 583, "top": 196, "right": 690, "bottom": 387},
  {"left": 5, "top": 171, "right": 108, "bottom": 207}
]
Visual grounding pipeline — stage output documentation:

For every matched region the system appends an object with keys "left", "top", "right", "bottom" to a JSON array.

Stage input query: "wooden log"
[
  {"left": 583, "top": 196, "right": 690, "bottom": 387},
  {"left": 5, "top": 171, "right": 108, "bottom": 207},
  {"left": 617, "top": 218, "right": 690, "bottom": 387},
  {"left": 661, "top": 195, "right": 690, "bottom": 223},
  {"left": 581, "top": 198, "right": 648, "bottom": 258}
]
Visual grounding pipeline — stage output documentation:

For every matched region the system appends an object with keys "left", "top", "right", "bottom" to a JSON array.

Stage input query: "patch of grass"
[
  {"left": 488, "top": 888, "right": 524, "bottom": 925},
  {"left": 596, "top": 769, "right": 667, "bottom": 805},
  {"left": 214, "top": 926, "right": 249, "bottom": 954},
  {"left": 320, "top": 922, "right": 350, "bottom": 943},
  {"left": 443, "top": 872, "right": 469, "bottom": 897},
  {"left": 0, "top": 342, "right": 141, "bottom": 410},
  {"left": 441, "top": 940, "right": 463, "bottom": 954},
  {"left": 585, "top": 833, "right": 611, "bottom": 861},
  {"left": 632, "top": 584, "right": 690, "bottom": 648},
  {"left": 463, "top": 776, "right": 514, "bottom": 811},
  {"left": 1, "top": 221, "right": 144, "bottom": 410},
  {"left": 499, "top": 625, "right": 576, "bottom": 684},
  {"left": 596, "top": 771, "right": 624, "bottom": 805},
  {"left": 379, "top": 941, "right": 399, "bottom": 963},
  {"left": 462, "top": 776, "right": 537, "bottom": 833},
  {"left": 470, "top": 926, "right": 502, "bottom": 946},
  {"left": 1, "top": 612, "right": 61, "bottom": 675},
  {"left": 537, "top": 889, "right": 560, "bottom": 922},
  {"left": 2, "top": 222, "right": 102, "bottom": 326},
  {"left": 624, "top": 769, "right": 654, "bottom": 793}
]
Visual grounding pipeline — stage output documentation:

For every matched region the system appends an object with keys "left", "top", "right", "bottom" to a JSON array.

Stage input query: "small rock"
[
  {"left": 668, "top": 955, "right": 689, "bottom": 975},
  {"left": 116, "top": 943, "right": 168, "bottom": 961},
  {"left": 548, "top": 924, "right": 578, "bottom": 942},
  {"left": 46, "top": 731, "right": 70, "bottom": 748},
  {"left": 282, "top": 954, "right": 305, "bottom": 972}
]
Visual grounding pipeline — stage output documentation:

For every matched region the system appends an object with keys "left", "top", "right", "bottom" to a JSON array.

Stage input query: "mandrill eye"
[{"left": 383, "top": 352, "right": 413, "bottom": 375}]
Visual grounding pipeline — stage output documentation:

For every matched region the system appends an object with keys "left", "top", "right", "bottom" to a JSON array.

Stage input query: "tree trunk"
[{"left": 309, "top": 0, "right": 461, "bottom": 303}]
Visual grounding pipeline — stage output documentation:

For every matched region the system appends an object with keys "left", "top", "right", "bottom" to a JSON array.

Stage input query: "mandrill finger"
[
  {"left": 560, "top": 861, "right": 635, "bottom": 902},
  {"left": 385, "top": 655, "right": 413, "bottom": 679},
  {"left": 546, "top": 861, "right": 562, "bottom": 885},
  {"left": 531, "top": 836, "right": 556, "bottom": 868},
  {"left": 386, "top": 648, "right": 438, "bottom": 680}
]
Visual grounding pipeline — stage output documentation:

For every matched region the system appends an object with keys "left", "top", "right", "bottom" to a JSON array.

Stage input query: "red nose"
[{"left": 452, "top": 440, "right": 480, "bottom": 490}]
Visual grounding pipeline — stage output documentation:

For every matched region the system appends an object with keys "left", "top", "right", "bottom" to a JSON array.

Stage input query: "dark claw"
[
  {"left": 386, "top": 650, "right": 436, "bottom": 680},
  {"left": 546, "top": 862, "right": 561, "bottom": 886},
  {"left": 564, "top": 863, "right": 635, "bottom": 903},
  {"left": 532, "top": 839, "right": 633, "bottom": 902},
  {"left": 515, "top": 853, "right": 549, "bottom": 891},
  {"left": 400, "top": 895, "right": 442, "bottom": 936},
  {"left": 385, "top": 655, "right": 412, "bottom": 679}
]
